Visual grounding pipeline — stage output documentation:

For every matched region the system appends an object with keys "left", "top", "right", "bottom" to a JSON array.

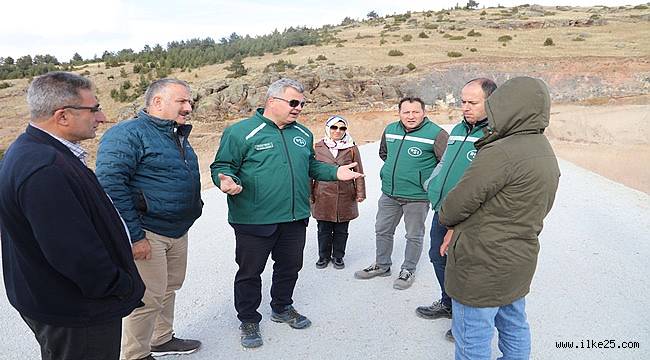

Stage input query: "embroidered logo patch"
[
  {"left": 467, "top": 150, "right": 477, "bottom": 161},
  {"left": 407, "top": 147, "right": 423, "bottom": 157},
  {"left": 293, "top": 136, "right": 307, "bottom": 147},
  {"left": 255, "top": 142, "right": 274, "bottom": 151}
]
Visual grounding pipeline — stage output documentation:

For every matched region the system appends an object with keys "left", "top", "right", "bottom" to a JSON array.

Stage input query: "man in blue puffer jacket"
[{"left": 96, "top": 78, "right": 203, "bottom": 360}]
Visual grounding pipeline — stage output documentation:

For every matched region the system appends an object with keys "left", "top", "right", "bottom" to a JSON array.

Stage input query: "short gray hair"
[
  {"left": 266, "top": 78, "right": 304, "bottom": 100},
  {"left": 144, "top": 78, "right": 191, "bottom": 107},
  {"left": 27, "top": 71, "right": 93, "bottom": 120}
]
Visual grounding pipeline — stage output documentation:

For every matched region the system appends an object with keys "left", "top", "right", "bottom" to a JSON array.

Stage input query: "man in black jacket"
[{"left": 0, "top": 72, "right": 145, "bottom": 360}]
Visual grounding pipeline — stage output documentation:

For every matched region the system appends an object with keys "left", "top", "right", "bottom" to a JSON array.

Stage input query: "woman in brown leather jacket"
[{"left": 311, "top": 116, "right": 366, "bottom": 269}]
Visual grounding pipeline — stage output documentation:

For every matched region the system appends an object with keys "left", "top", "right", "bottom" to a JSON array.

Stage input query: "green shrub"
[
  {"left": 402, "top": 34, "right": 413, "bottom": 42},
  {"left": 443, "top": 33, "right": 452, "bottom": 38},
  {"left": 448, "top": 35, "right": 466, "bottom": 40},
  {"left": 572, "top": 36, "right": 586, "bottom": 41},
  {"left": 406, "top": 63, "right": 416, "bottom": 71},
  {"left": 498, "top": 35, "right": 513, "bottom": 42},
  {"left": 388, "top": 50, "right": 404, "bottom": 56},
  {"left": 467, "top": 29, "right": 482, "bottom": 37},
  {"left": 424, "top": 23, "right": 439, "bottom": 29},
  {"left": 287, "top": 49, "right": 297, "bottom": 55},
  {"left": 543, "top": 37, "right": 555, "bottom": 46},
  {"left": 447, "top": 51, "right": 463, "bottom": 58},
  {"left": 316, "top": 54, "right": 327, "bottom": 61},
  {"left": 120, "top": 68, "right": 128, "bottom": 78},
  {"left": 264, "top": 59, "right": 296, "bottom": 73},
  {"left": 0, "top": 82, "right": 12, "bottom": 89},
  {"left": 633, "top": 4, "right": 648, "bottom": 9},
  {"left": 470, "top": 47, "right": 478, "bottom": 52},
  {"left": 307, "top": 58, "right": 314, "bottom": 64},
  {"left": 418, "top": 32, "right": 429, "bottom": 38},
  {"left": 336, "top": 43, "right": 344, "bottom": 47},
  {"left": 480, "top": 10, "right": 487, "bottom": 15},
  {"left": 380, "top": 39, "right": 388, "bottom": 45}
]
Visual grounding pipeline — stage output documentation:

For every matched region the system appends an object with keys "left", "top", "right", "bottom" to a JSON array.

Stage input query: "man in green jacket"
[
  {"left": 439, "top": 77, "right": 560, "bottom": 359},
  {"left": 416, "top": 79, "right": 497, "bottom": 341},
  {"left": 355, "top": 97, "right": 448, "bottom": 290},
  {"left": 211, "top": 78, "right": 363, "bottom": 349}
]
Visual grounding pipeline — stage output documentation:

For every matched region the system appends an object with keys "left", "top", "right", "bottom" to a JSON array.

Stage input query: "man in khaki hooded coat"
[{"left": 439, "top": 77, "right": 560, "bottom": 359}]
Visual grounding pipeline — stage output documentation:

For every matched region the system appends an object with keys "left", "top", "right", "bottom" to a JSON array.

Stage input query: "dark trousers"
[
  {"left": 232, "top": 220, "right": 307, "bottom": 323},
  {"left": 21, "top": 314, "right": 121, "bottom": 360},
  {"left": 428, "top": 212, "right": 451, "bottom": 307},
  {"left": 316, "top": 220, "right": 350, "bottom": 260}
]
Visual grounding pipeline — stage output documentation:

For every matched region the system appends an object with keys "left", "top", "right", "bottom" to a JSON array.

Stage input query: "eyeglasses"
[
  {"left": 273, "top": 97, "right": 306, "bottom": 108},
  {"left": 330, "top": 125, "right": 347, "bottom": 131},
  {"left": 56, "top": 104, "right": 102, "bottom": 113}
]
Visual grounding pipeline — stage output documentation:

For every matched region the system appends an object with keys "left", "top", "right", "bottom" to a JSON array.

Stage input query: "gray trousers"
[{"left": 375, "top": 193, "right": 430, "bottom": 272}]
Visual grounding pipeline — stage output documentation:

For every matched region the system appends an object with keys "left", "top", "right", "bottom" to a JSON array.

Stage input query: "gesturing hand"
[
  {"left": 218, "top": 173, "right": 243, "bottom": 195},
  {"left": 336, "top": 162, "right": 365, "bottom": 181},
  {"left": 132, "top": 238, "right": 152, "bottom": 260}
]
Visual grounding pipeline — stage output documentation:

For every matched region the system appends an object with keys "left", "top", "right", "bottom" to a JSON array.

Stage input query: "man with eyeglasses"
[
  {"left": 96, "top": 79, "right": 203, "bottom": 360},
  {"left": 211, "top": 78, "right": 364, "bottom": 349},
  {"left": 0, "top": 71, "right": 145, "bottom": 359},
  {"left": 355, "top": 97, "right": 449, "bottom": 290}
]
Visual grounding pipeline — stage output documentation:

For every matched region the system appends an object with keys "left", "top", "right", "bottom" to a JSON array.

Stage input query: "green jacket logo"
[
  {"left": 293, "top": 136, "right": 307, "bottom": 147},
  {"left": 467, "top": 150, "right": 477, "bottom": 161},
  {"left": 407, "top": 147, "right": 423, "bottom": 157}
]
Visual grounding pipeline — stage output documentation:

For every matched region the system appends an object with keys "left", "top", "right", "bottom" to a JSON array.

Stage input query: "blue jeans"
[
  {"left": 429, "top": 212, "right": 451, "bottom": 307},
  {"left": 452, "top": 297, "right": 531, "bottom": 360}
]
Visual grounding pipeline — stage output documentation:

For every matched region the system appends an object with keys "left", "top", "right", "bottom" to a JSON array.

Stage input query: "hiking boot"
[
  {"left": 416, "top": 299, "right": 452, "bottom": 319},
  {"left": 239, "top": 322, "right": 263, "bottom": 348},
  {"left": 315, "top": 257, "right": 330, "bottom": 269},
  {"left": 393, "top": 269, "right": 415, "bottom": 290},
  {"left": 271, "top": 306, "right": 312, "bottom": 329},
  {"left": 332, "top": 257, "right": 345, "bottom": 269},
  {"left": 445, "top": 329, "right": 455, "bottom": 342},
  {"left": 354, "top": 263, "right": 391, "bottom": 279},
  {"left": 150, "top": 336, "right": 201, "bottom": 356}
]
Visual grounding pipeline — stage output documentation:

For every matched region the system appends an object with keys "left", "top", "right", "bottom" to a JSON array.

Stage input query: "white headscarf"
[{"left": 323, "top": 116, "right": 355, "bottom": 156}]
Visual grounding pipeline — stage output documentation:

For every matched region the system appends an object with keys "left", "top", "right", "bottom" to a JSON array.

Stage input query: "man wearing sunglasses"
[
  {"left": 211, "top": 78, "right": 364, "bottom": 349},
  {"left": 0, "top": 72, "right": 145, "bottom": 359},
  {"left": 96, "top": 79, "right": 203, "bottom": 360}
]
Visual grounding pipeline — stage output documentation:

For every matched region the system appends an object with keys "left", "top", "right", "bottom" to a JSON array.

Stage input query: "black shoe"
[
  {"left": 150, "top": 336, "right": 201, "bottom": 356},
  {"left": 445, "top": 329, "right": 455, "bottom": 342},
  {"left": 271, "top": 305, "right": 312, "bottom": 329},
  {"left": 415, "top": 299, "right": 452, "bottom": 319},
  {"left": 315, "top": 257, "right": 330, "bottom": 269},
  {"left": 332, "top": 257, "right": 345, "bottom": 269},
  {"left": 239, "top": 322, "right": 263, "bottom": 348},
  {"left": 136, "top": 356, "right": 155, "bottom": 360}
]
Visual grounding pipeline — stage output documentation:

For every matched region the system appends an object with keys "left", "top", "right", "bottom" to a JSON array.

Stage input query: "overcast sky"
[{"left": 0, "top": 0, "right": 642, "bottom": 61}]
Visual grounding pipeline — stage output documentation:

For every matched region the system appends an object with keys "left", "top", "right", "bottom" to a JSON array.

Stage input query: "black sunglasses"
[
  {"left": 330, "top": 125, "right": 347, "bottom": 131},
  {"left": 56, "top": 104, "right": 102, "bottom": 113},
  {"left": 273, "top": 97, "right": 306, "bottom": 108}
]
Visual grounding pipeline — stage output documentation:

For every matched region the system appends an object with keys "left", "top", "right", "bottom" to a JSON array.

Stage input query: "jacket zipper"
[
  {"left": 433, "top": 129, "right": 469, "bottom": 209},
  {"left": 390, "top": 132, "right": 407, "bottom": 196},
  {"left": 279, "top": 129, "right": 296, "bottom": 220}
]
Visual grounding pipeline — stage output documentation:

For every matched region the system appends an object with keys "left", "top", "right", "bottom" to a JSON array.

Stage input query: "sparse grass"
[
  {"left": 287, "top": 49, "right": 297, "bottom": 55},
  {"left": 264, "top": 59, "right": 296, "bottom": 73},
  {"left": 447, "top": 51, "right": 463, "bottom": 57},
  {"left": 448, "top": 35, "right": 466, "bottom": 40},
  {"left": 498, "top": 35, "right": 513, "bottom": 42},
  {"left": 388, "top": 50, "right": 404, "bottom": 56},
  {"left": 467, "top": 29, "right": 482, "bottom": 37},
  {"left": 544, "top": 37, "right": 555, "bottom": 46},
  {"left": 316, "top": 55, "right": 328, "bottom": 61},
  {"left": 402, "top": 34, "right": 413, "bottom": 42},
  {"left": 633, "top": 4, "right": 648, "bottom": 9},
  {"left": 423, "top": 23, "right": 439, "bottom": 30},
  {"left": 470, "top": 48, "right": 478, "bottom": 52},
  {"left": 0, "top": 82, "right": 12, "bottom": 89},
  {"left": 418, "top": 32, "right": 429, "bottom": 38},
  {"left": 407, "top": 63, "right": 416, "bottom": 71}
]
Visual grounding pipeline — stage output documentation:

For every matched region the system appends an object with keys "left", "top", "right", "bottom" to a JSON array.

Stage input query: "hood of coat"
[{"left": 476, "top": 77, "right": 550, "bottom": 149}]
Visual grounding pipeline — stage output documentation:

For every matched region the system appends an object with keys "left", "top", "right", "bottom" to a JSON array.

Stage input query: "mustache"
[{"left": 180, "top": 110, "right": 191, "bottom": 116}]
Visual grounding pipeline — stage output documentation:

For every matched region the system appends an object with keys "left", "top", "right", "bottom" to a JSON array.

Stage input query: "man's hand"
[
  {"left": 356, "top": 197, "right": 365, "bottom": 203},
  {"left": 132, "top": 238, "right": 152, "bottom": 260},
  {"left": 218, "top": 173, "right": 243, "bottom": 195},
  {"left": 440, "top": 229, "right": 454, "bottom": 257},
  {"left": 337, "top": 162, "right": 365, "bottom": 181}
]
